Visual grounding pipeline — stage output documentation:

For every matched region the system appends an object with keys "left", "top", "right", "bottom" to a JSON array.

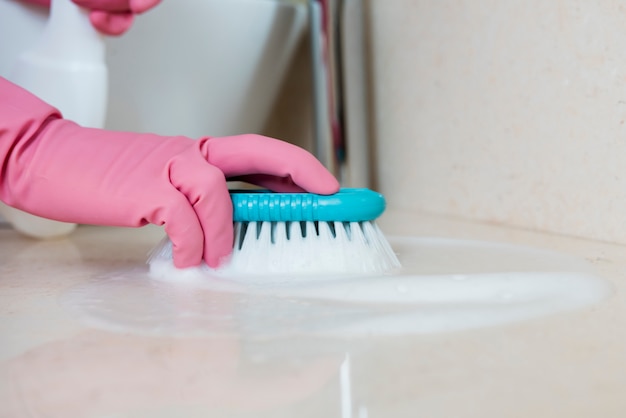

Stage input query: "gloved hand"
[
  {"left": 20, "top": 0, "right": 161, "bottom": 35},
  {"left": 0, "top": 77, "right": 340, "bottom": 268}
]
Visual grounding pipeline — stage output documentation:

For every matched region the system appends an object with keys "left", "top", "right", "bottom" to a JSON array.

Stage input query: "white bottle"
[{"left": 0, "top": 0, "right": 108, "bottom": 238}]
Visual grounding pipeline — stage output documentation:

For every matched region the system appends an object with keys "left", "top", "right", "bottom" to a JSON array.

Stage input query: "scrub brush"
[{"left": 148, "top": 188, "right": 401, "bottom": 277}]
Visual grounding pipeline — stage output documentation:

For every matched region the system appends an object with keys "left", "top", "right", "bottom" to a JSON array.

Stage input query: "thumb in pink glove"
[
  {"left": 19, "top": 0, "right": 161, "bottom": 35},
  {"left": 0, "top": 77, "right": 340, "bottom": 268}
]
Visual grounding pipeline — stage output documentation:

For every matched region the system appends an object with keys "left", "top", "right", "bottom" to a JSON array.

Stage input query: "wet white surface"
[
  {"left": 62, "top": 237, "right": 612, "bottom": 337},
  {"left": 3, "top": 214, "right": 626, "bottom": 418}
]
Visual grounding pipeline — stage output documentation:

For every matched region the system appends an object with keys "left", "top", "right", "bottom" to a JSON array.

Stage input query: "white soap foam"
[
  {"left": 148, "top": 221, "right": 401, "bottom": 280},
  {"left": 60, "top": 237, "right": 614, "bottom": 338}
]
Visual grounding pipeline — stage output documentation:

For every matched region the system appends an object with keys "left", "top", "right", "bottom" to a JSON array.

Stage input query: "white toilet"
[
  {"left": 0, "top": 0, "right": 307, "bottom": 233},
  {"left": 103, "top": 0, "right": 306, "bottom": 137}
]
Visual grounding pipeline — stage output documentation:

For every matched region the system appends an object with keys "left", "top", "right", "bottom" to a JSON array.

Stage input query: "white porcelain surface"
[
  {"left": 103, "top": 0, "right": 306, "bottom": 137},
  {"left": 0, "top": 0, "right": 305, "bottom": 137},
  {"left": 2, "top": 212, "right": 626, "bottom": 417}
]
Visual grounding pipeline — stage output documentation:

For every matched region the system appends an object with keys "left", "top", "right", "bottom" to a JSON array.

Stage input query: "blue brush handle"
[{"left": 230, "top": 188, "right": 386, "bottom": 222}]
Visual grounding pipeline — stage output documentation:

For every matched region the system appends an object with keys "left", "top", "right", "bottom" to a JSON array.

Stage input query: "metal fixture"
[{"left": 308, "top": 0, "right": 370, "bottom": 187}]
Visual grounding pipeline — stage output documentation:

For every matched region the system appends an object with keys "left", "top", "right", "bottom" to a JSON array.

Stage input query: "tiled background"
[{"left": 268, "top": 0, "right": 626, "bottom": 245}]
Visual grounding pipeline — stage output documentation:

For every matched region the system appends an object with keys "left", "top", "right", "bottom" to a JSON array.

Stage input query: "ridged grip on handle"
[{"left": 230, "top": 188, "right": 386, "bottom": 222}]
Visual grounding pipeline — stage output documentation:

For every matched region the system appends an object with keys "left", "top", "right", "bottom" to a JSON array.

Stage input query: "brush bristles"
[{"left": 148, "top": 220, "right": 401, "bottom": 277}]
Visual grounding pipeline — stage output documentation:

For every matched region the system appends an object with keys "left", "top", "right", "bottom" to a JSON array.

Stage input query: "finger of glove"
[
  {"left": 202, "top": 135, "right": 340, "bottom": 195},
  {"left": 74, "top": 0, "right": 159, "bottom": 13},
  {"left": 169, "top": 151, "right": 234, "bottom": 269},
  {"left": 153, "top": 190, "right": 204, "bottom": 269},
  {"left": 89, "top": 10, "right": 133, "bottom": 35}
]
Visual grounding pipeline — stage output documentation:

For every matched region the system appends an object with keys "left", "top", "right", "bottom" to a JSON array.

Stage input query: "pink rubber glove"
[
  {"left": 0, "top": 77, "right": 340, "bottom": 268},
  {"left": 20, "top": 0, "right": 161, "bottom": 35}
]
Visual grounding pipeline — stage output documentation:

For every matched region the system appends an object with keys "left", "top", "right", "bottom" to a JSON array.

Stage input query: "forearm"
[
  {"left": 0, "top": 77, "right": 62, "bottom": 207},
  {"left": 0, "top": 76, "right": 182, "bottom": 224}
]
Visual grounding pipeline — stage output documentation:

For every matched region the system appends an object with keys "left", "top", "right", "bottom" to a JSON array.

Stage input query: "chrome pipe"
[
  {"left": 308, "top": 0, "right": 371, "bottom": 187},
  {"left": 308, "top": 0, "right": 345, "bottom": 181}
]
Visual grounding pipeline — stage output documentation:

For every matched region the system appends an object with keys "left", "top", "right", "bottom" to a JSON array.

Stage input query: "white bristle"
[{"left": 148, "top": 220, "right": 401, "bottom": 278}]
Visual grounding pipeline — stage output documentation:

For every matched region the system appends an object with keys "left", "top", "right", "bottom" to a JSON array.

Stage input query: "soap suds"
[
  {"left": 61, "top": 237, "right": 613, "bottom": 338},
  {"left": 148, "top": 221, "right": 401, "bottom": 280}
]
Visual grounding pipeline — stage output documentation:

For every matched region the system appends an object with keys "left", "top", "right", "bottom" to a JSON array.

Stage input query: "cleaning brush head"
[{"left": 149, "top": 188, "right": 401, "bottom": 279}]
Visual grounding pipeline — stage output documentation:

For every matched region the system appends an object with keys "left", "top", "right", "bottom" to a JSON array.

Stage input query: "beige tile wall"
[
  {"left": 366, "top": 0, "right": 626, "bottom": 244},
  {"left": 265, "top": 1, "right": 626, "bottom": 244}
]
